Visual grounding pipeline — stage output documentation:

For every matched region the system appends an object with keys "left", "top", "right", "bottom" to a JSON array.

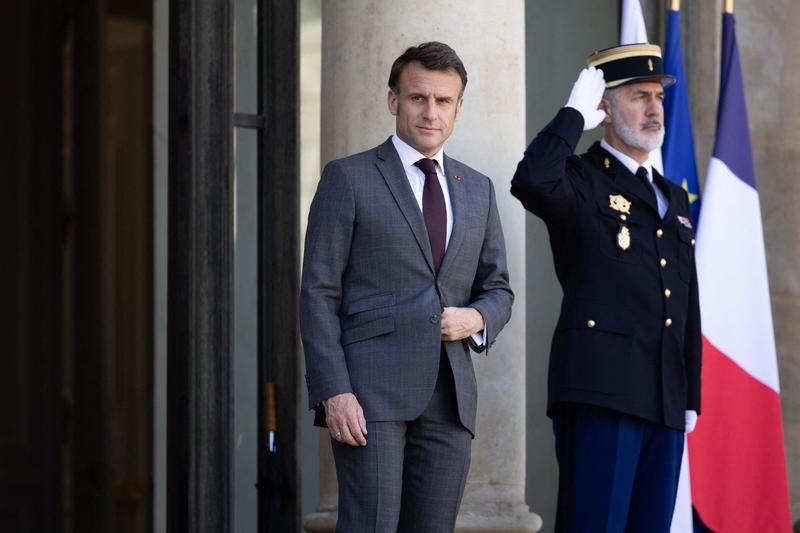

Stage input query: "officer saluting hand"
[{"left": 511, "top": 44, "right": 701, "bottom": 533}]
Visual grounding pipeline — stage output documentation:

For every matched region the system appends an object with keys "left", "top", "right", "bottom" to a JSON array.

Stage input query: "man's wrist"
[{"left": 470, "top": 307, "right": 485, "bottom": 334}]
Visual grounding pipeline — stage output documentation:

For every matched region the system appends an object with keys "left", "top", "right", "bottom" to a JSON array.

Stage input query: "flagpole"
[
  {"left": 724, "top": 0, "right": 734, "bottom": 13},
  {"left": 670, "top": 0, "right": 680, "bottom": 11}
]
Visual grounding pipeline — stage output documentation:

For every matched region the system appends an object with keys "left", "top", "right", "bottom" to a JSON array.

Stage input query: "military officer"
[{"left": 511, "top": 44, "right": 701, "bottom": 532}]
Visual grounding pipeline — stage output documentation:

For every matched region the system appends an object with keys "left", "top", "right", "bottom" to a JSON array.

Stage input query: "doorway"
[{"left": 0, "top": 1, "right": 154, "bottom": 532}]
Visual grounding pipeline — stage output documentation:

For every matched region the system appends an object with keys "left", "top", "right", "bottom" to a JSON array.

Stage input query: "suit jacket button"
[
  {"left": 660, "top": 258, "right": 667, "bottom": 268},
  {"left": 430, "top": 314, "right": 439, "bottom": 324},
  {"left": 665, "top": 318, "right": 673, "bottom": 327},
  {"left": 587, "top": 319, "right": 596, "bottom": 328},
  {"left": 656, "top": 228, "right": 664, "bottom": 238}
]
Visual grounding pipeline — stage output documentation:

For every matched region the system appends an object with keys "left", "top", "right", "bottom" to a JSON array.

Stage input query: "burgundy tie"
[{"left": 414, "top": 158, "right": 447, "bottom": 272}]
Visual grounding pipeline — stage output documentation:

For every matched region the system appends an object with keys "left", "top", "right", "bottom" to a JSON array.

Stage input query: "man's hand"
[
  {"left": 565, "top": 66, "right": 607, "bottom": 130},
  {"left": 441, "top": 307, "right": 484, "bottom": 342},
  {"left": 325, "top": 392, "right": 368, "bottom": 446}
]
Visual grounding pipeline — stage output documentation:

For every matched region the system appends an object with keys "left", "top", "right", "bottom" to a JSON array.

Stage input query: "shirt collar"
[
  {"left": 392, "top": 134, "right": 445, "bottom": 174},
  {"left": 600, "top": 138, "right": 653, "bottom": 182}
]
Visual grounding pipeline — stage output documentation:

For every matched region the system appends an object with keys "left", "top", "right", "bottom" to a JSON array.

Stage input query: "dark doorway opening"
[{"left": 1, "top": 1, "right": 154, "bottom": 532}]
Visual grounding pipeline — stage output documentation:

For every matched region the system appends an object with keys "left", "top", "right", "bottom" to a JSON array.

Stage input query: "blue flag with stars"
[{"left": 663, "top": 7, "right": 701, "bottom": 223}]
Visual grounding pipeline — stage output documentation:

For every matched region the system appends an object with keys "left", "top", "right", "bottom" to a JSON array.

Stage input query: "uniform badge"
[
  {"left": 677, "top": 215, "right": 693, "bottom": 229},
  {"left": 604, "top": 157, "right": 611, "bottom": 169},
  {"left": 609, "top": 194, "right": 631, "bottom": 215},
  {"left": 648, "top": 58, "right": 654, "bottom": 72},
  {"left": 617, "top": 226, "right": 631, "bottom": 251}
]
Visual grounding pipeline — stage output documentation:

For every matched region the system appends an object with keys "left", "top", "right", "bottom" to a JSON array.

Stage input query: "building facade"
[{"left": 3, "top": 1, "right": 798, "bottom": 532}]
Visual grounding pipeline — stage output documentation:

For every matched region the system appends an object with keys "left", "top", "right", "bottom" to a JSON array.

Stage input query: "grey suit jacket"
[{"left": 300, "top": 137, "right": 513, "bottom": 434}]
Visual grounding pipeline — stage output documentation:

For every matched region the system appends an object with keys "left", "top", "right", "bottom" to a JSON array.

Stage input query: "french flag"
[
  {"left": 688, "top": 8, "right": 792, "bottom": 532},
  {"left": 661, "top": 3, "right": 700, "bottom": 530}
]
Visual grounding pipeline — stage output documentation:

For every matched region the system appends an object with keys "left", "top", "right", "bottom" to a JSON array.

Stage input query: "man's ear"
[
  {"left": 387, "top": 89, "right": 398, "bottom": 116},
  {"left": 455, "top": 97, "right": 464, "bottom": 119},
  {"left": 600, "top": 99, "right": 612, "bottom": 125}
]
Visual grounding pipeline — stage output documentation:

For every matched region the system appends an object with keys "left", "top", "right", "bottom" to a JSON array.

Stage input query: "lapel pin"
[{"left": 454, "top": 175, "right": 461, "bottom": 181}]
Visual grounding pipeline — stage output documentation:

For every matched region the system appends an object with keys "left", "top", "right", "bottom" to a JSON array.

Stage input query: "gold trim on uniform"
[
  {"left": 609, "top": 194, "right": 632, "bottom": 215},
  {"left": 648, "top": 58, "right": 654, "bottom": 71},
  {"left": 587, "top": 44, "right": 663, "bottom": 66},
  {"left": 617, "top": 226, "right": 631, "bottom": 251}
]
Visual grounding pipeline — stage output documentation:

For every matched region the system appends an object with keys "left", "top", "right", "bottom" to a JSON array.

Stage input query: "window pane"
[
  {"left": 234, "top": 0, "right": 258, "bottom": 113},
  {"left": 232, "top": 126, "right": 258, "bottom": 532}
]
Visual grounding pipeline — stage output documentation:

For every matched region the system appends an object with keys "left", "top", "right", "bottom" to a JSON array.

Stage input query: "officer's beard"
[{"left": 611, "top": 114, "right": 665, "bottom": 153}]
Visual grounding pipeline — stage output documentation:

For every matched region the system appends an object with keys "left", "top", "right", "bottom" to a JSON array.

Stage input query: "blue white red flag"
[{"left": 688, "top": 9, "right": 792, "bottom": 533}]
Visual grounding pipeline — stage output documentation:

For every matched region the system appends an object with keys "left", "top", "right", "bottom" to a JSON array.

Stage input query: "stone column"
[{"left": 302, "top": 1, "right": 540, "bottom": 531}]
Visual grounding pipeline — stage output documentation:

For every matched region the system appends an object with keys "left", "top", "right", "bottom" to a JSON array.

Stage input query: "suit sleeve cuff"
[{"left": 470, "top": 327, "right": 486, "bottom": 347}]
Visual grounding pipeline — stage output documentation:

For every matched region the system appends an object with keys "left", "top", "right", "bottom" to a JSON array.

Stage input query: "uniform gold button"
[
  {"left": 665, "top": 318, "right": 673, "bottom": 327},
  {"left": 660, "top": 258, "right": 667, "bottom": 268},
  {"left": 620, "top": 214, "right": 627, "bottom": 221},
  {"left": 691, "top": 239, "right": 696, "bottom": 246},
  {"left": 664, "top": 288, "right": 672, "bottom": 298},
  {"left": 656, "top": 229, "right": 664, "bottom": 238},
  {"left": 587, "top": 320, "right": 596, "bottom": 328}
]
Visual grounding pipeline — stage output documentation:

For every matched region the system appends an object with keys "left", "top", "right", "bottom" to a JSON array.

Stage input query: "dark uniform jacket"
[{"left": 511, "top": 107, "right": 701, "bottom": 431}]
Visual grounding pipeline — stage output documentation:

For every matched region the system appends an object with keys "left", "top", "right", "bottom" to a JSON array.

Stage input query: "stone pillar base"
[
  {"left": 302, "top": 509, "right": 542, "bottom": 533},
  {"left": 302, "top": 511, "right": 336, "bottom": 533},
  {"left": 457, "top": 508, "right": 542, "bottom": 532}
]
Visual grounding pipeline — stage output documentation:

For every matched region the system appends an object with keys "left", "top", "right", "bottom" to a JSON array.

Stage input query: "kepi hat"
[{"left": 587, "top": 43, "right": 676, "bottom": 88}]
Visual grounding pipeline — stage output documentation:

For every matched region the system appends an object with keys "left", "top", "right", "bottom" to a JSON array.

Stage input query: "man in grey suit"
[{"left": 300, "top": 41, "right": 513, "bottom": 532}]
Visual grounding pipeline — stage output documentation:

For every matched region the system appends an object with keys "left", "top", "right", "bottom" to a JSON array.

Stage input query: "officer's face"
[
  {"left": 602, "top": 82, "right": 664, "bottom": 161},
  {"left": 388, "top": 62, "right": 464, "bottom": 157}
]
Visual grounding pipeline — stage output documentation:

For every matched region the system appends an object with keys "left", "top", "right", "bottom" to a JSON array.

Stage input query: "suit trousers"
[
  {"left": 331, "top": 351, "right": 472, "bottom": 533},
  {"left": 553, "top": 403, "right": 683, "bottom": 533}
]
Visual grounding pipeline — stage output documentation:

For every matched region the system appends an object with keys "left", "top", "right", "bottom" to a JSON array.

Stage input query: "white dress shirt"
[
  {"left": 601, "top": 139, "right": 668, "bottom": 218},
  {"left": 391, "top": 135, "right": 454, "bottom": 246},
  {"left": 391, "top": 135, "right": 485, "bottom": 346}
]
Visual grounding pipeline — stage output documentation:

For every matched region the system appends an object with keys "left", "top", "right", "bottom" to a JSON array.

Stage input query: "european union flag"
[{"left": 663, "top": 8, "right": 702, "bottom": 224}]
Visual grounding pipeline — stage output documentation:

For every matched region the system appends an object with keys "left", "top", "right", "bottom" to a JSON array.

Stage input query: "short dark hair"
[{"left": 388, "top": 41, "right": 468, "bottom": 97}]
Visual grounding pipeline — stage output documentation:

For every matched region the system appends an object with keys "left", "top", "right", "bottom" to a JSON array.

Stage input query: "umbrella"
[{"left": 256, "top": 382, "right": 284, "bottom": 532}]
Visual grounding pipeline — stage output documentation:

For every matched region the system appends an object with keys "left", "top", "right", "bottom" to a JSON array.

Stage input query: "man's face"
[
  {"left": 602, "top": 81, "right": 665, "bottom": 161},
  {"left": 388, "top": 61, "right": 464, "bottom": 157}
]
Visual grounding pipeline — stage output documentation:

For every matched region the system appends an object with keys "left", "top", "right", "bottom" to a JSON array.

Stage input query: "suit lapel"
[
  {"left": 437, "top": 154, "right": 467, "bottom": 278},
  {"left": 375, "top": 138, "right": 436, "bottom": 275},
  {"left": 587, "top": 142, "right": 659, "bottom": 216}
]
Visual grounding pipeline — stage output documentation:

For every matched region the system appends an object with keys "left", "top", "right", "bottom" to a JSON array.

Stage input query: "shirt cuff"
[{"left": 470, "top": 327, "right": 486, "bottom": 347}]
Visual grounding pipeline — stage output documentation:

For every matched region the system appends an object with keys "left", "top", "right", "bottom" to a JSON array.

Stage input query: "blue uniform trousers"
[{"left": 553, "top": 404, "right": 683, "bottom": 533}]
